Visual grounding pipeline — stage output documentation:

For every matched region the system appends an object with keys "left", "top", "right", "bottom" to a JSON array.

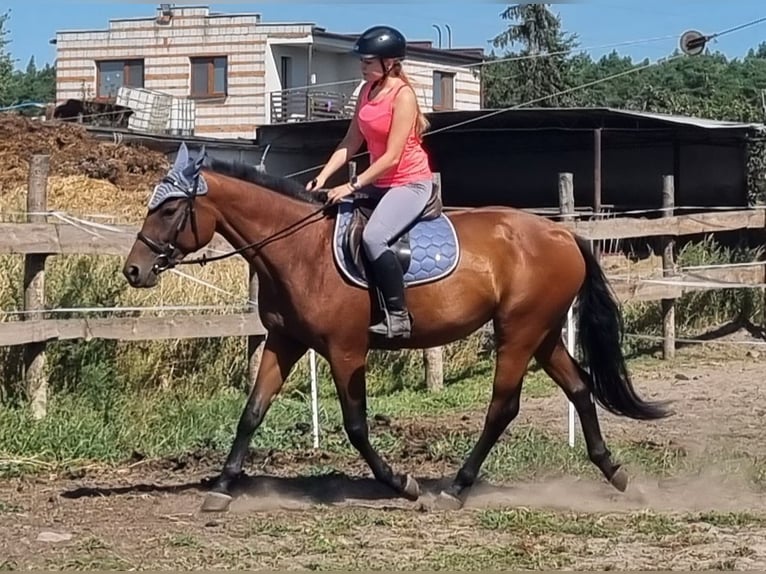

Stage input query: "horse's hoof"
[
  {"left": 434, "top": 490, "right": 464, "bottom": 511},
  {"left": 201, "top": 491, "right": 232, "bottom": 512},
  {"left": 609, "top": 466, "right": 629, "bottom": 492},
  {"left": 402, "top": 474, "right": 420, "bottom": 501}
]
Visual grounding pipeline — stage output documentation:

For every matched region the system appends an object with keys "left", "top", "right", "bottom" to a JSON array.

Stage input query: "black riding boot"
[{"left": 368, "top": 250, "right": 412, "bottom": 339}]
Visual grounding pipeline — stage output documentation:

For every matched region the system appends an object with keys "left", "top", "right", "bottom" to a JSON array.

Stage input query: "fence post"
[
  {"left": 593, "top": 128, "right": 602, "bottom": 262},
  {"left": 423, "top": 172, "right": 444, "bottom": 392},
  {"left": 661, "top": 174, "right": 676, "bottom": 359},
  {"left": 247, "top": 263, "right": 265, "bottom": 390},
  {"left": 558, "top": 172, "right": 575, "bottom": 215},
  {"left": 558, "top": 172, "right": 577, "bottom": 447},
  {"left": 24, "top": 155, "right": 50, "bottom": 420}
]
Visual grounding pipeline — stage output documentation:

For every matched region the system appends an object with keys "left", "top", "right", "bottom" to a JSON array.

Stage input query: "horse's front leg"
[
  {"left": 202, "top": 331, "right": 307, "bottom": 512},
  {"left": 328, "top": 348, "right": 420, "bottom": 501}
]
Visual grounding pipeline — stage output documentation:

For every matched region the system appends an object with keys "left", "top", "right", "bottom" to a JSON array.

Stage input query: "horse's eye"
[{"left": 161, "top": 206, "right": 177, "bottom": 218}]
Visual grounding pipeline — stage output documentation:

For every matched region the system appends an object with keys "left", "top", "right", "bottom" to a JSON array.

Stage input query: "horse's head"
[{"left": 123, "top": 142, "right": 218, "bottom": 288}]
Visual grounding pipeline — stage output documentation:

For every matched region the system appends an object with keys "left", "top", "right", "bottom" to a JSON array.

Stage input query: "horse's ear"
[
  {"left": 194, "top": 145, "right": 207, "bottom": 170},
  {"left": 184, "top": 145, "right": 207, "bottom": 179},
  {"left": 173, "top": 142, "right": 189, "bottom": 171}
]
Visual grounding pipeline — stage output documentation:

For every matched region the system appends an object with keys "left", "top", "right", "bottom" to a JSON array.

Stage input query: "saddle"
[{"left": 345, "top": 180, "right": 444, "bottom": 283}]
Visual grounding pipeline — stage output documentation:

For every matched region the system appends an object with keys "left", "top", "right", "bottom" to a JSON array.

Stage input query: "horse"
[{"left": 122, "top": 142, "right": 671, "bottom": 512}]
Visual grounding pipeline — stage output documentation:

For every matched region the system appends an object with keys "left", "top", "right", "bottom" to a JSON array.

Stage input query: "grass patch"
[
  {"left": 0, "top": 373, "right": 707, "bottom": 485},
  {"left": 686, "top": 511, "right": 766, "bottom": 528}
]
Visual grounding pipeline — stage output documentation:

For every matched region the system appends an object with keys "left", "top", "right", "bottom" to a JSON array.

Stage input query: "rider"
[{"left": 306, "top": 25, "right": 434, "bottom": 339}]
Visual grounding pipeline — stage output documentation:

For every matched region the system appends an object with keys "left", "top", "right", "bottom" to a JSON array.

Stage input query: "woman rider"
[{"left": 306, "top": 25, "right": 434, "bottom": 339}]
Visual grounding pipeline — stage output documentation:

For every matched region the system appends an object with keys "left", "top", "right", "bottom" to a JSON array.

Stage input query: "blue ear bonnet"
[{"left": 147, "top": 142, "right": 209, "bottom": 210}]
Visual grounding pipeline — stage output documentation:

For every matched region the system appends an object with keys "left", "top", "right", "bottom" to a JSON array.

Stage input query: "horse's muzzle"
[{"left": 122, "top": 261, "right": 159, "bottom": 288}]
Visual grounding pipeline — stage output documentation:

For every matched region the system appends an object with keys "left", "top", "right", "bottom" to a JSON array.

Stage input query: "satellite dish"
[{"left": 680, "top": 30, "right": 707, "bottom": 56}]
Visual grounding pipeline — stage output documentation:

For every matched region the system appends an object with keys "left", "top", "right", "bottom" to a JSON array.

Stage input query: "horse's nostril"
[{"left": 124, "top": 264, "right": 140, "bottom": 283}]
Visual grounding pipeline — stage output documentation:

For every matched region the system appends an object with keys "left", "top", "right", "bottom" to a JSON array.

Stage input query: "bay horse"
[{"left": 122, "top": 142, "right": 670, "bottom": 512}]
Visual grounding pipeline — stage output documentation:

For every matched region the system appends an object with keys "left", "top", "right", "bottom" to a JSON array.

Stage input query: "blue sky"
[{"left": 3, "top": 1, "right": 766, "bottom": 70}]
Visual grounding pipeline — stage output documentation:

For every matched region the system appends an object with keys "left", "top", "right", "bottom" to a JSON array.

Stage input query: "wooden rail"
[
  {"left": 557, "top": 209, "right": 766, "bottom": 241},
  {"left": 0, "top": 313, "right": 265, "bottom": 346},
  {"left": 0, "top": 222, "right": 234, "bottom": 257},
  {"left": 610, "top": 263, "right": 766, "bottom": 302}
]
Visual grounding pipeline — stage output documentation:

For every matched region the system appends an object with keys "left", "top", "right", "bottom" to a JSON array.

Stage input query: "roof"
[
  {"left": 609, "top": 108, "right": 766, "bottom": 131},
  {"left": 422, "top": 107, "right": 766, "bottom": 133},
  {"left": 256, "top": 107, "right": 766, "bottom": 144}
]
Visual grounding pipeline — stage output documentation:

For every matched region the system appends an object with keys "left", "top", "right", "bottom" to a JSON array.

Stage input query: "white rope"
[
  {"left": 168, "top": 267, "right": 256, "bottom": 307},
  {"left": 49, "top": 211, "right": 105, "bottom": 238},
  {"left": 0, "top": 304, "right": 246, "bottom": 317},
  {"left": 679, "top": 261, "right": 766, "bottom": 272},
  {"left": 472, "top": 34, "right": 679, "bottom": 69},
  {"left": 626, "top": 332, "right": 766, "bottom": 347},
  {"left": 5, "top": 202, "right": 765, "bottom": 224},
  {"left": 638, "top": 277, "right": 766, "bottom": 289},
  {"left": 606, "top": 261, "right": 766, "bottom": 283}
]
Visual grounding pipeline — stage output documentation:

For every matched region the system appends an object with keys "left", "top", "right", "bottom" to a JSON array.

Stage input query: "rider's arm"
[{"left": 311, "top": 90, "right": 366, "bottom": 186}]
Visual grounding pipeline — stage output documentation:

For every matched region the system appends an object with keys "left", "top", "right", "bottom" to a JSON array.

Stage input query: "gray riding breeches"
[{"left": 361, "top": 178, "right": 433, "bottom": 261}]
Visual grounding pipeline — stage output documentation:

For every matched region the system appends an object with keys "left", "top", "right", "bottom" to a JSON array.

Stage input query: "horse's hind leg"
[
  {"left": 534, "top": 329, "right": 628, "bottom": 491},
  {"left": 436, "top": 321, "right": 532, "bottom": 509}
]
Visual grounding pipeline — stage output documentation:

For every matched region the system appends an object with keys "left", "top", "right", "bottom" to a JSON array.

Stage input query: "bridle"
[
  {"left": 136, "top": 174, "right": 201, "bottom": 274},
  {"left": 136, "top": 173, "right": 332, "bottom": 275}
]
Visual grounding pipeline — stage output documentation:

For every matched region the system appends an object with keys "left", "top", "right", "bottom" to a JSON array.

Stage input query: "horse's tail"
[{"left": 574, "top": 235, "right": 672, "bottom": 421}]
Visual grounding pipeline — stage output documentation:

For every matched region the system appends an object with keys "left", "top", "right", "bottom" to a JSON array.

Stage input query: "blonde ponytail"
[{"left": 391, "top": 61, "right": 430, "bottom": 140}]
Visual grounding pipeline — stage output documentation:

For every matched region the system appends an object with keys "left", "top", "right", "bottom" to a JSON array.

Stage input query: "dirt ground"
[{"left": 2, "top": 344, "right": 766, "bottom": 570}]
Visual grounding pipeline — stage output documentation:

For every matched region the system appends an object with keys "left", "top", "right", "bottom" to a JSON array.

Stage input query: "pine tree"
[
  {"left": 0, "top": 10, "right": 15, "bottom": 106},
  {"left": 484, "top": 4, "right": 579, "bottom": 107}
]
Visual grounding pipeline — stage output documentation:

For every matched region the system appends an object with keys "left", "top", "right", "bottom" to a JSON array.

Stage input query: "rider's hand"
[
  {"left": 306, "top": 176, "right": 326, "bottom": 192},
  {"left": 327, "top": 183, "right": 354, "bottom": 204}
]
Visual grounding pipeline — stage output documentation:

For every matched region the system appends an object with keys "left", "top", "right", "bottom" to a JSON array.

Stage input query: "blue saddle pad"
[{"left": 332, "top": 199, "right": 460, "bottom": 289}]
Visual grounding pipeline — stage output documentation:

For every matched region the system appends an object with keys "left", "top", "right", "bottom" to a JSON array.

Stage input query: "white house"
[{"left": 52, "top": 4, "right": 485, "bottom": 140}]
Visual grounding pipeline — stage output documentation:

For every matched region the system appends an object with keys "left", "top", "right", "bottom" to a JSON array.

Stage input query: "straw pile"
[{"left": 0, "top": 114, "right": 170, "bottom": 220}]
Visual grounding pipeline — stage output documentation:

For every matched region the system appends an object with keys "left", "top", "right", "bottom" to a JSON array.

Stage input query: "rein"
[
  {"left": 137, "top": 179, "right": 333, "bottom": 274},
  {"left": 181, "top": 204, "right": 328, "bottom": 268}
]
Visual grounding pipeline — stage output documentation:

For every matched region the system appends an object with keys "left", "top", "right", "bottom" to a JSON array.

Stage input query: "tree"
[
  {"left": 0, "top": 12, "right": 56, "bottom": 111},
  {"left": 11, "top": 56, "right": 56, "bottom": 108},
  {"left": 0, "top": 10, "right": 14, "bottom": 106},
  {"left": 483, "top": 3, "right": 579, "bottom": 107}
]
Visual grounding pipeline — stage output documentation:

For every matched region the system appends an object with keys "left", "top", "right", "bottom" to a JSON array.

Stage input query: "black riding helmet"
[{"left": 353, "top": 25, "right": 407, "bottom": 60}]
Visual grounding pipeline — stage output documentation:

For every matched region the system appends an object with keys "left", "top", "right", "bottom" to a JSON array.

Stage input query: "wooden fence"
[{"left": 4, "top": 157, "right": 765, "bottom": 418}]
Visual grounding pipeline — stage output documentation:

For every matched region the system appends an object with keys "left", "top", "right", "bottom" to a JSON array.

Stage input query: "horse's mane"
[{"left": 203, "top": 157, "right": 323, "bottom": 206}]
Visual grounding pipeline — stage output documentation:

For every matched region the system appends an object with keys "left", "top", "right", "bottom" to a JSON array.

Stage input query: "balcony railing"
[{"left": 269, "top": 89, "right": 356, "bottom": 124}]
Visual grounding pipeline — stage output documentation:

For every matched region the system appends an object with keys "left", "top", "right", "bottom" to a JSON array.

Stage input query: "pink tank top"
[{"left": 356, "top": 81, "right": 433, "bottom": 188}]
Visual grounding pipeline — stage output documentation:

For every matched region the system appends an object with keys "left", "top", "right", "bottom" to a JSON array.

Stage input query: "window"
[
  {"left": 190, "top": 56, "right": 227, "bottom": 98},
  {"left": 96, "top": 59, "right": 144, "bottom": 98},
  {"left": 432, "top": 71, "right": 455, "bottom": 110}
]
